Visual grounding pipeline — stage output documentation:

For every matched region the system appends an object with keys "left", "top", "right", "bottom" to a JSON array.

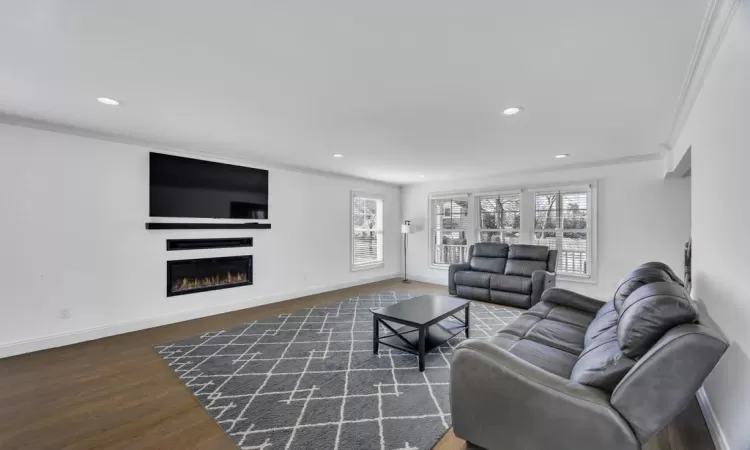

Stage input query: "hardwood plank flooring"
[{"left": 0, "top": 279, "right": 713, "bottom": 450}]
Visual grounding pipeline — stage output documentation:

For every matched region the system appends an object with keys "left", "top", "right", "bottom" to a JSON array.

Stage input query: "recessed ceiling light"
[
  {"left": 555, "top": 154, "right": 569, "bottom": 159},
  {"left": 97, "top": 97, "right": 120, "bottom": 106},
  {"left": 419, "top": 175, "right": 425, "bottom": 178},
  {"left": 503, "top": 107, "right": 522, "bottom": 116},
  {"left": 332, "top": 153, "right": 344, "bottom": 158}
]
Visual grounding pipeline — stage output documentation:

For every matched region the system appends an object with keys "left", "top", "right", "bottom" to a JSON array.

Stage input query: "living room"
[{"left": 0, "top": 1, "right": 748, "bottom": 450}]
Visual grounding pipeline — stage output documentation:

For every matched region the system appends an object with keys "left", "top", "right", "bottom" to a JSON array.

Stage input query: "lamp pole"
[{"left": 402, "top": 220, "right": 411, "bottom": 283}]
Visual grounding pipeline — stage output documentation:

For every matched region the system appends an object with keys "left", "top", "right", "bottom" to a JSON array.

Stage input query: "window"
[
  {"left": 351, "top": 192, "right": 384, "bottom": 270},
  {"left": 476, "top": 192, "right": 521, "bottom": 244},
  {"left": 430, "top": 196, "right": 469, "bottom": 266},
  {"left": 533, "top": 190, "right": 591, "bottom": 276}
]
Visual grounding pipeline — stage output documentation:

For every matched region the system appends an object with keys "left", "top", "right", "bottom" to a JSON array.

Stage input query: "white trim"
[
  {"left": 0, "top": 273, "right": 402, "bottom": 359},
  {"left": 664, "top": 0, "right": 741, "bottom": 149},
  {"left": 696, "top": 386, "right": 731, "bottom": 450},
  {"left": 428, "top": 192, "right": 470, "bottom": 200},
  {"left": 351, "top": 191, "right": 385, "bottom": 271}
]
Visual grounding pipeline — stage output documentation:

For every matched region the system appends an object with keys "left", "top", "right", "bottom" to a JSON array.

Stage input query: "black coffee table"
[{"left": 371, "top": 295, "right": 470, "bottom": 371}]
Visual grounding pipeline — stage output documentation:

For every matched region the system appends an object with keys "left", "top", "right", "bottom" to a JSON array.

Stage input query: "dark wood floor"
[{"left": 0, "top": 279, "right": 714, "bottom": 450}]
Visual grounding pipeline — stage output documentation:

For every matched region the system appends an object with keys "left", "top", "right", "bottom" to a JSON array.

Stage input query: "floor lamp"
[{"left": 401, "top": 220, "right": 411, "bottom": 283}]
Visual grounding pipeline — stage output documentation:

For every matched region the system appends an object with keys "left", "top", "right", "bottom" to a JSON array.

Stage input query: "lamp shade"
[{"left": 401, "top": 224, "right": 411, "bottom": 234}]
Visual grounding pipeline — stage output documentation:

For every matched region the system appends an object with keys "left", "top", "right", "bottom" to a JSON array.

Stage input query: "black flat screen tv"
[{"left": 149, "top": 153, "right": 269, "bottom": 219}]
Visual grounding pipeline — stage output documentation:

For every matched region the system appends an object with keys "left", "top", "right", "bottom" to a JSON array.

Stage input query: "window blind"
[
  {"left": 533, "top": 190, "right": 590, "bottom": 276},
  {"left": 476, "top": 192, "right": 521, "bottom": 244},
  {"left": 430, "top": 196, "right": 469, "bottom": 265},
  {"left": 352, "top": 194, "right": 384, "bottom": 268}
]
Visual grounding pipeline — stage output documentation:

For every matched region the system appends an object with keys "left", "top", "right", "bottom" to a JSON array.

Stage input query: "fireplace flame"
[{"left": 172, "top": 271, "right": 248, "bottom": 292}]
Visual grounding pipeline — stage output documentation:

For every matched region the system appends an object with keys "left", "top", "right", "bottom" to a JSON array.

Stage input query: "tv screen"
[{"left": 149, "top": 153, "right": 269, "bottom": 219}]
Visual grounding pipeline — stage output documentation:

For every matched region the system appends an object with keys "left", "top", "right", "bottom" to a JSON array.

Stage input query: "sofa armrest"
[
  {"left": 448, "top": 263, "right": 471, "bottom": 295},
  {"left": 541, "top": 287, "right": 605, "bottom": 313},
  {"left": 530, "top": 270, "right": 556, "bottom": 306},
  {"left": 451, "top": 340, "right": 639, "bottom": 450}
]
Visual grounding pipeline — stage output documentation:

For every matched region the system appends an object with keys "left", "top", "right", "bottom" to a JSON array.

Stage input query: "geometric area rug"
[{"left": 155, "top": 291, "right": 520, "bottom": 450}]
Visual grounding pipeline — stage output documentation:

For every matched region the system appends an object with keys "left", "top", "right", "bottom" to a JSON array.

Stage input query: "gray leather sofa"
[
  {"left": 450, "top": 262, "right": 728, "bottom": 450},
  {"left": 448, "top": 243, "right": 557, "bottom": 308}
]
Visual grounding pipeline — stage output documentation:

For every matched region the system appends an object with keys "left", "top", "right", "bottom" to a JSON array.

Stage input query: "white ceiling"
[{"left": 0, "top": 1, "right": 710, "bottom": 185}]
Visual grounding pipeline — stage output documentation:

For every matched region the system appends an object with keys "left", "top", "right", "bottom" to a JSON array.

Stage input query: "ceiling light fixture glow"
[
  {"left": 332, "top": 153, "right": 344, "bottom": 158},
  {"left": 503, "top": 107, "right": 522, "bottom": 116},
  {"left": 419, "top": 175, "right": 425, "bottom": 178},
  {"left": 555, "top": 154, "right": 569, "bottom": 159},
  {"left": 97, "top": 97, "right": 120, "bottom": 106}
]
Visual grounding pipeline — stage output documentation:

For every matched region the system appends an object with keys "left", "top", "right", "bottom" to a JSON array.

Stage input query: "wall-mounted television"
[{"left": 149, "top": 153, "right": 269, "bottom": 219}]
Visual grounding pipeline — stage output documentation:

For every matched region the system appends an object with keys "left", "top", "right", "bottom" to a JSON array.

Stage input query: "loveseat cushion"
[
  {"left": 454, "top": 271, "right": 491, "bottom": 289},
  {"left": 497, "top": 312, "right": 586, "bottom": 355},
  {"left": 490, "top": 291, "right": 531, "bottom": 308},
  {"left": 524, "top": 301, "right": 596, "bottom": 329},
  {"left": 490, "top": 274, "right": 532, "bottom": 294},
  {"left": 508, "top": 244, "right": 549, "bottom": 261},
  {"left": 617, "top": 282, "right": 697, "bottom": 359},
  {"left": 584, "top": 306, "right": 619, "bottom": 347},
  {"left": 505, "top": 259, "right": 548, "bottom": 277},
  {"left": 489, "top": 336, "right": 577, "bottom": 378},
  {"left": 473, "top": 242, "right": 510, "bottom": 257},
  {"left": 613, "top": 267, "right": 673, "bottom": 313},
  {"left": 570, "top": 331, "right": 636, "bottom": 392},
  {"left": 470, "top": 243, "right": 509, "bottom": 273}
]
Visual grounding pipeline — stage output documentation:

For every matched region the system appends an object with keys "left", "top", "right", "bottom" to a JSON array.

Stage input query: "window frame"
[
  {"left": 475, "top": 190, "right": 523, "bottom": 245},
  {"left": 529, "top": 185, "right": 596, "bottom": 282},
  {"left": 427, "top": 182, "right": 597, "bottom": 284},
  {"left": 350, "top": 191, "right": 385, "bottom": 271},
  {"left": 428, "top": 193, "right": 471, "bottom": 269}
]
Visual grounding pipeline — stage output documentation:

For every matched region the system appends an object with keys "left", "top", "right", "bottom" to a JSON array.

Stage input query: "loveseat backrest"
[
  {"left": 469, "top": 243, "right": 509, "bottom": 273},
  {"left": 467, "top": 243, "right": 555, "bottom": 276}
]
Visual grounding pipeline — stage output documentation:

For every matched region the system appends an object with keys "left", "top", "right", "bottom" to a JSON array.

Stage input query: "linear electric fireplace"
[{"left": 167, "top": 255, "right": 252, "bottom": 297}]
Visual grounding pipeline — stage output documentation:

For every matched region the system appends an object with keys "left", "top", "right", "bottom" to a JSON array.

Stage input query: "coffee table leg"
[
  {"left": 373, "top": 316, "right": 379, "bottom": 354},
  {"left": 465, "top": 305, "right": 470, "bottom": 338},
  {"left": 418, "top": 327, "right": 426, "bottom": 372}
]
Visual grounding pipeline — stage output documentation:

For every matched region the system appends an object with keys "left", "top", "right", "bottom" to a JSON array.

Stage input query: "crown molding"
[
  {"left": 663, "top": 0, "right": 741, "bottom": 150},
  {"left": 0, "top": 113, "right": 402, "bottom": 189}
]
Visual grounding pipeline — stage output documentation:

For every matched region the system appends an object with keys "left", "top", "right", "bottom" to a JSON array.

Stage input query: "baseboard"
[
  {"left": 0, "top": 273, "right": 401, "bottom": 359},
  {"left": 696, "top": 386, "right": 731, "bottom": 450},
  {"left": 408, "top": 274, "right": 448, "bottom": 286}
]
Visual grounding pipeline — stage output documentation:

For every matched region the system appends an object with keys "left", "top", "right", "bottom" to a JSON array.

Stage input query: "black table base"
[{"left": 373, "top": 307, "right": 469, "bottom": 372}]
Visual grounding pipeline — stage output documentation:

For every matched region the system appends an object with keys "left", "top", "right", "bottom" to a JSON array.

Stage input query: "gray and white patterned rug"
[{"left": 155, "top": 291, "right": 520, "bottom": 450}]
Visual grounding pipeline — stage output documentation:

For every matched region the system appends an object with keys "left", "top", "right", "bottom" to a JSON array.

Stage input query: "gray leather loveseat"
[
  {"left": 449, "top": 243, "right": 557, "bottom": 308},
  {"left": 450, "top": 262, "right": 728, "bottom": 450}
]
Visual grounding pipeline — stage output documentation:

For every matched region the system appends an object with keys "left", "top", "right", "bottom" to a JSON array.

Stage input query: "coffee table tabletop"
[{"left": 370, "top": 294, "right": 469, "bottom": 326}]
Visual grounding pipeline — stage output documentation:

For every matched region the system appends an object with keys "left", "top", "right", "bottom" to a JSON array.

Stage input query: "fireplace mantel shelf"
[{"left": 145, "top": 222, "right": 271, "bottom": 230}]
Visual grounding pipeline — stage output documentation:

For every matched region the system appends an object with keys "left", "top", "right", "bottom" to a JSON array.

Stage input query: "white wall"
[
  {"left": 402, "top": 160, "right": 691, "bottom": 299},
  {"left": 672, "top": 3, "right": 750, "bottom": 448},
  {"left": 0, "top": 123, "right": 402, "bottom": 357}
]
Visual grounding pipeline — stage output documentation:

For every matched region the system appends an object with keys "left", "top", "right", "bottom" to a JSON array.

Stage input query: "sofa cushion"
[
  {"left": 456, "top": 285, "right": 490, "bottom": 301},
  {"left": 595, "top": 299, "right": 616, "bottom": 318},
  {"left": 505, "top": 339, "right": 577, "bottom": 378},
  {"left": 508, "top": 244, "right": 549, "bottom": 261},
  {"left": 505, "top": 259, "right": 548, "bottom": 277},
  {"left": 473, "top": 242, "right": 509, "bottom": 258},
  {"left": 571, "top": 334, "right": 636, "bottom": 392},
  {"left": 524, "top": 301, "right": 596, "bottom": 329},
  {"left": 497, "top": 314, "right": 541, "bottom": 338},
  {"left": 525, "top": 319, "right": 586, "bottom": 355},
  {"left": 584, "top": 308, "right": 619, "bottom": 347},
  {"left": 489, "top": 290, "right": 531, "bottom": 308},
  {"left": 471, "top": 256, "right": 507, "bottom": 273},
  {"left": 617, "top": 282, "right": 697, "bottom": 359},
  {"left": 454, "top": 271, "right": 491, "bottom": 289},
  {"left": 490, "top": 274, "right": 532, "bottom": 294},
  {"left": 613, "top": 267, "right": 673, "bottom": 313}
]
